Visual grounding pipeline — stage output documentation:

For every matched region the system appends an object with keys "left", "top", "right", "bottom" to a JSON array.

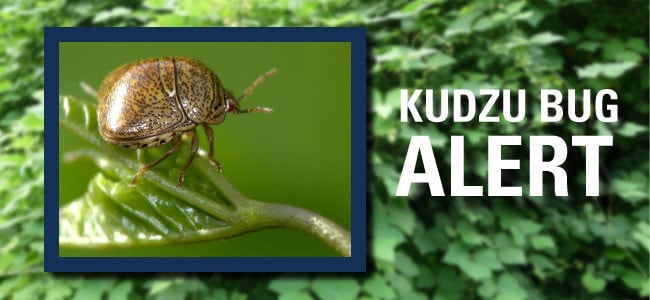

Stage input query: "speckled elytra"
[{"left": 97, "top": 57, "right": 275, "bottom": 186}]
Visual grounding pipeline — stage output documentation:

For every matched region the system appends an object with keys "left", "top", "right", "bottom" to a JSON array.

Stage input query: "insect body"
[{"left": 97, "top": 57, "right": 275, "bottom": 186}]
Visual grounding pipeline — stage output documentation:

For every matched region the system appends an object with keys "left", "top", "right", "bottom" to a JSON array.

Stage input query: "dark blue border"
[{"left": 44, "top": 27, "right": 366, "bottom": 272}]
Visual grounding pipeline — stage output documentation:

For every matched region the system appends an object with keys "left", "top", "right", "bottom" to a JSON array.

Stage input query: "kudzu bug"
[{"left": 97, "top": 57, "right": 275, "bottom": 185}]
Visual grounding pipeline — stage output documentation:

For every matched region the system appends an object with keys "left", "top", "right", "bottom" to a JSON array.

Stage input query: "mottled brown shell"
[{"left": 97, "top": 57, "right": 230, "bottom": 148}]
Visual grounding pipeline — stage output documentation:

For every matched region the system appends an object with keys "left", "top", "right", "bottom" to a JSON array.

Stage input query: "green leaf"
[
  {"left": 478, "top": 278, "right": 496, "bottom": 298},
  {"left": 444, "top": 10, "right": 481, "bottom": 37},
  {"left": 58, "top": 96, "right": 350, "bottom": 256},
  {"left": 148, "top": 279, "right": 173, "bottom": 296},
  {"left": 505, "top": 1, "right": 526, "bottom": 14},
  {"left": 497, "top": 246, "right": 526, "bottom": 265},
  {"left": 601, "top": 38, "right": 643, "bottom": 62},
  {"left": 17, "top": 111, "right": 44, "bottom": 132},
  {"left": 498, "top": 210, "right": 542, "bottom": 245},
  {"left": 373, "top": 199, "right": 405, "bottom": 262},
  {"left": 60, "top": 171, "right": 235, "bottom": 247},
  {"left": 45, "top": 281, "right": 73, "bottom": 300},
  {"left": 107, "top": 281, "right": 132, "bottom": 300},
  {"left": 576, "top": 41, "right": 600, "bottom": 52},
  {"left": 581, "top": 272, "right": 606, "bottom": 293},
  {"left": 395, "top": 251, "right": 420, "bottom": 277},
  {"left": 433, "top": 266, "right": 464, "bottom": 299},
  {"left": 458, "top": 259, "right": 492, "bottom": 281},
  {"left": 59, "top": 97, "right": 234, "bottom": 248},
  {"left": 530, "top": 235, "right": 556, "bottom": 254},
  {"left": 9, "top": 134, "right": 37, "bottom": 150},
  {"left": 0, "top": 80, "right": 10, "bottom": 93},
  {"left": 576, "top": 62, "right": 637, "bottom": 78},
  {"left": 0, "top": 277, "right": 28, "bottom": 298},
  {"left": 278, "top": 291, "right": 314, "bottom": 300},
  {"left": 495, "top": 274, "right": 527, "bottom": 300},
  {"left": 310, "top": 277, "right": 360, "bottom": 300},
  {"left": 398, "top": 290, "right": 429, "bottom": 300},
  {"left": 473, "top": 17, "right": 496, "bottom": 32},
  {"left": 622, "top": 270, "right": 646, "bottom": 293},
  {"left": 377, "top": 161, "right": 402, "bottom": 196},
  {"left": 457, "top": 220, "right": 484, "bottom": 245},
  {"left": 387, "top": 200, "right": 417, "bottom": 235},
  {"left": 604, "top": 248, "right": 626, "bottom": 260},
  {"left": 602, "top": 39, "right": 626, "bottom": 59},
  {"left": 269, "top": 277, "right": 310, "bottom": 293},
  {"left": 373, "top": 221, "right": 405, "bottom": 263},
  {"left": 373, "top": 117, "right": 398, "bottom": 140},
  {"left": 520, "top": 10, "right": 545, "bottom": 27},
  {"left": 494, "top": 233, "right": 526, "bottom": 265},
  {"left": 414, "top": 266, "right": 436, "bottom": 289},
  {"left": 363, "top": 274, "right": 396, "bottom": 299},
  {"left": 72, "top": 278, "right": 116, "bottom": 300},
  {"left": 632, "top": 222, "right": 650, "bottom": 252},
  {"left": 384, "top": 271, "right": 413, "bottom": 297},
  {"left": 584, "top": 27, "right": 607, "bottom": 40},
  {"left": 612, "top": 172, "right": 648, "bottom": 204},
  {"left": 412, "top": 223, "right": 437, "bottom": 255},
  {"left": 627, "top": 38, "right": 649, "bottom": 54},
  {"left": 443, "top": 242, "right": 470, "bottom": 266},
  {"left": 149, "top": 14, "right": 188, "bottom": 27},
  {"left": 374, "top": 88, "right": 400, "bottom": 119},
  {"left": 474, "top": 248, "right": 503, "bottom": 271},
  {"left": 399, "top": 0, "right": 436, "bottom": 14},
  {"left": 92, "top": 7, "right": 132, "bottom": 23},
  {"left": 374, "top": 46, "right": 439, "bottom": 71},
  {"left": 529, "top": 32, "right": 564, "bottom": 45},
  {"left": 144, "top": 0, "right": 173, "bottom": 9},
  {"left": 616, "top": 122, "right": 648, "bottom": 137},
  {"left": 427, "top": 53, "right": 456, "bottom": 69},
  {"left": 443, "top": 243, "right": 498, "bottom": 280}
]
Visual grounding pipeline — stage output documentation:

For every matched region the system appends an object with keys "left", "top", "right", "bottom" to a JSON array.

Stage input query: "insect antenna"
[
  {"left": 80, "top": 81, "right": 98, "bottom": 98},
  {"left": 235, "top": 68, "right": 276, "bottom": 114},
  {"left": 237, "top": 68, "right": 277, "bottom": 102}
]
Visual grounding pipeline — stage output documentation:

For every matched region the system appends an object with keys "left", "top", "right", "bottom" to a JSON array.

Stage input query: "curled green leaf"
[{"left": 59, "top": 96, "right": 351, "bottom": 256}]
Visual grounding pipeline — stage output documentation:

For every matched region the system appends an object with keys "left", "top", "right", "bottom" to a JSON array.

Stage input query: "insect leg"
[
  {"left": 237, "top": 68, "right": 277, "bottom": 102},
  {"left": 201, "top": 123, "right": 223, "bottom": 172},
  {"left": 132, "top": 135, "right": 183, "bottom": 185},
  {"left": 177, "top": 128, "right": 200, "bottom": 186}
]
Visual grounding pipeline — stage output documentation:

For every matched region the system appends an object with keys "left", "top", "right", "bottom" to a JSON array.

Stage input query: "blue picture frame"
[{"left": 44, "top": 27, "right": 366, "bottom": 272}]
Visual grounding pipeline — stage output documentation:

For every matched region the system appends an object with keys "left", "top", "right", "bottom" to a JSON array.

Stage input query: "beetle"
[{"left": 97, "top": 57, "right": 275, "bottom": 186}]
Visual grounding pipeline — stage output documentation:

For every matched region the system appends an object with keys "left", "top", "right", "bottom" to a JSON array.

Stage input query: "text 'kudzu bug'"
[{"left": 97, "top": 57, "right": 275, "bottom": 186}]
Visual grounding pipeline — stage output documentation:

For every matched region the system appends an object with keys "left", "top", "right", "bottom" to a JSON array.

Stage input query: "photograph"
[{"left": 46, "top": 28, "right": 366, "bottom": 272}]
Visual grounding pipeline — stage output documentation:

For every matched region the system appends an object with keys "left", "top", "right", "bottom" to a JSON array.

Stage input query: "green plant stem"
[
  {"left": 94, "top": 171, "right": 351, "bottom": 256},
  {"left": 194, "top": 153, "right": 352, "bottom": 256},
  {"left": 240, "top": 199, "right": 352, "bottom": 257}
]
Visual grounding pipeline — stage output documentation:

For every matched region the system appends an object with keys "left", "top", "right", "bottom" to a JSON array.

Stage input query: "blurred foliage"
[{"left": 1, "top": 0, "right": 648, "bottom": 299}]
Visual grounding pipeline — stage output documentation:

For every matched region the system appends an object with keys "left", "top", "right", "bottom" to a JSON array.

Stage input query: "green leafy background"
[{"left": 1, "top": 0, "right": 649, "bottom": 299}]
